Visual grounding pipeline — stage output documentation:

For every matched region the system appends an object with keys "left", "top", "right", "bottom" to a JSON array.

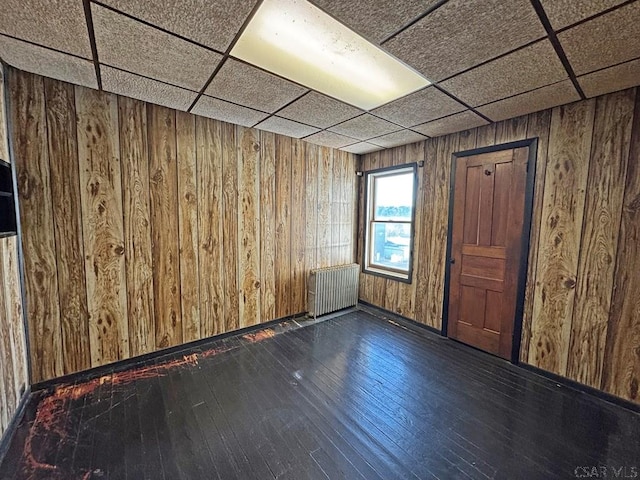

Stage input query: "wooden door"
[{"left": 447, "top": 147, "right": 529, "bottom": 359}]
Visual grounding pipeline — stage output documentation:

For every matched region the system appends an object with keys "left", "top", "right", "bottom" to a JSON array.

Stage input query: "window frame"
[{"left": 362, "top": 163, "right": 418, "bottom": 283}]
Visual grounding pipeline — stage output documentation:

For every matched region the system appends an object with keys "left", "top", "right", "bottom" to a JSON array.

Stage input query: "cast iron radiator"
[{"left": 307, "top": 263, "right": 359, "bottom": 318}]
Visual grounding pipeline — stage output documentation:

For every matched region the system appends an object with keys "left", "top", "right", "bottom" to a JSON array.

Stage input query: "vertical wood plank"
[
  {"left": 407, "top": 141, "right": 427, "bottom": 320},
  {"left": 529, "top": 100, "right": 595, "bottom": 376},
  {"left": 520, "top": 109, "right": 552, "bottom": 362},
  {"left": 0, "top": 64, "right": 9, "bottom": 161},
  {"left": 148, "top": 104, "right": 182, "bottom": 348},
  {"left": 2, "top": 236, "right": 28, "bottom": 397},
  {"left": 291, "top": 139, "right": 306, "bottom": 314},
  {"left": 119, "top": 97, "right": 155, "bottom": 357},
  {"left": 495, "top": 115, "right": 528, "bottom": 144},
  {"left": 176, "top": 111, "right": 200, "bottom": 342},
  {"left": 566, "top": 90, "right": 634, "bottom": 388},
  {"left": 602, "top": 89, "right": 640, "bottom": 402},
  {"left": 305, "top": 142, "right": 319, "bottom": 274},
  {"left": 331, "top": 147, "right": 342, "bottom": 266},
  {"left": 426, "top": 134, "right": 459, "bottom": 329},
  {"left": 260, "top": 131, "right": 276, "bottom": 321},
  {"left": 357, "top": 154, "right": 368, "bottom": 302},
  {"left": 275, "top": 135, "right": 292, "bottom": 318},
  {"left": 44, "top": 78, "right": 90, "bottom": 374},
  {"left": 475, "top": 123, "right": 497, "bottom": 147},
  {"left": 76, "top": 86, "right": 129, "bottom": 366},
  {"left": 197, "top": 117, "right": 224, "bottom": 336},
  {"left": 414, "top": 140, "right": 437, "bottom": 325},
  {"left": 238, "top": 126, "right": 261, "bottom": 327},
  {"left": 0, "top": 239, "right": 16, "bottom": 422},
  {"left": 12, "top": 70, "right": 63, "bottom": 381},
  {"left": 222, "top": 123, "right": 239, "bottom": 332},
  {"left": 317, "top": 146, "right": 333, "bottom": 268},
  {"left": 345, "top": 152, "right": 358, "bottom": 264}
]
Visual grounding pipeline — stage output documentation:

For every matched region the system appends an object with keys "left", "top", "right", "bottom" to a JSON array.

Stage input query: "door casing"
[{"left": 441, "top": 139, "right": 538, "bottom": 364}]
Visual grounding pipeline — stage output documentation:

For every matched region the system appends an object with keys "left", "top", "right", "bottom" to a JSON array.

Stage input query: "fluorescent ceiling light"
[{"left": 231, "top": 0, "right": 431, "bottom": 110}]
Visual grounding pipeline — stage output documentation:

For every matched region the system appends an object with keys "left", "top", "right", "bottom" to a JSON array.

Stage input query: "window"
[{"left": 363, "top": 164, "right": 417, "bottom": 282}]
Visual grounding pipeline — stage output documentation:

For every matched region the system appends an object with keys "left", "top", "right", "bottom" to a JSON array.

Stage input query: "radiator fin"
[{"left": 307, "top": 264, "right": 359, "bottom": 318}]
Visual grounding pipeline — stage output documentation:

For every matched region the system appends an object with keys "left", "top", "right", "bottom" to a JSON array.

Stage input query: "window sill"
[{"left": 362, "top": 266, "right": 412, "bottom": 284}]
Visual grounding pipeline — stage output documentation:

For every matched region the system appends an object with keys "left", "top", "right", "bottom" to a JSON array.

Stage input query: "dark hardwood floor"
[{"left": 1, "top": 308, "right": 639, "bottom": 479}]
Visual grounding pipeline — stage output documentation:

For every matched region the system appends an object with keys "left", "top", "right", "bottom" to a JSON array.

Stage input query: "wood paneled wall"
[
  {"left": 359, "top": 88, "right": 640, "bottom": 404},
  {"left": 0, "top": 63, "right": 29, "bottom": 440},
  {"left": 8, "top": 68, "right": 357, "bottom": 383}
]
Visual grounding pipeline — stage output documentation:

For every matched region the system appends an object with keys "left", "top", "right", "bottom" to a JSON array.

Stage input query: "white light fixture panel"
[{"left": 231, "top": 0, "right": 431, "bottom": 110}]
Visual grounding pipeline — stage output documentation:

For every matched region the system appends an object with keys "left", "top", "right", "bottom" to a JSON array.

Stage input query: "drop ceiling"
[{"left": 0, "top": 0, "right": 638, "bottom": 153}]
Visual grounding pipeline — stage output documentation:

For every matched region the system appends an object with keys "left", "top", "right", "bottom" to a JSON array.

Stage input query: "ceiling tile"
[
  {"left": 191, "top": 95, "right": 269, "bottom": 127},
  {"left": 102, "top": 66, "right": 197, "bottom": 111},
  {"left": 384, "top": 0, "right": 546, "bottom": 82},
  {"left": 92, "top": 4, "right": 222, "bottom": 92},
  {"left": 371, "top": 86, "right": 466, "bottom": 127},
  {"left": 440, "top": 40, "right": 567, "bottom": 107},
  {"left": 255, "top": 116, "right": 320, "bottom": 138},
  {"left": 578, "top": 58, "right": 640, "bottom": 98},
  {"left": 304, "top": 131, "right": 357, "bottom": 149},
  {"left": 311, "top": 0, "right": 439, "bottom": 43},
  {"left": 558, "top": 2, "right": 640, "bottom": 75},
  {"left": 277, "top": 92, "right": 363, "bottom": 129},
  {"left": 0, "top": 0, "right": 91, "bottom": 58},
  {"left": 98, "top": 0, "right": 256, "bottom": 52},
  {"left": 369, "top": 130, "right": 428, "bottom": 148},
  {"left": 477, "top": 80, "right": 579, "bottom": 122},
  {"left": 540, "top": 0, "right": 626, "bottom": 30},
  {"left": 340, "top": 142, "right": 383, "bottom": 154},
  {"left": 0, "top": 35, "right": 97, "bottom": 88},
  {"left": 205, "top": 59, "right": 307, "bottom": 113},
  {"left": 328, "top": 114, "right": 400, "bottom": 140},
  {"left": 413, "top": 111, "right": 488, "bottom": 137}
]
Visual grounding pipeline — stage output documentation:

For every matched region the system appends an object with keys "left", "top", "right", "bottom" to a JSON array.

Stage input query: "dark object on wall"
[{"left": 0, "top": 159, "right": 16, "bottom": 236}]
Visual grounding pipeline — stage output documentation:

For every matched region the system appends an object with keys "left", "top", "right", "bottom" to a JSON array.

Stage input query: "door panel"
[{"left": 447, "top": 147, "right": 528, "bottom": 359}]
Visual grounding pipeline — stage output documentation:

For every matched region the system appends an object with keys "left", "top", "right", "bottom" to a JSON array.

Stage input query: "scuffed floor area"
[{"left": 1, "top": 309, "right": 638, "bottom": 479}]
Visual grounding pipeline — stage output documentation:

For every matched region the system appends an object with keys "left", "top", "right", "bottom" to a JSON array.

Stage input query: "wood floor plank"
[{"left": 2, "top": 310, "right": 638, "bottom": 480}]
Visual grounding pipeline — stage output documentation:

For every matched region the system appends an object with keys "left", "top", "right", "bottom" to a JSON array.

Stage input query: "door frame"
[{"left": 441, "top": 138, "right": 538, "bottom": 364}]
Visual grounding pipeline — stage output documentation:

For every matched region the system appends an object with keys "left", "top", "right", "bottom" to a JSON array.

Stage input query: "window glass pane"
[
  {"left": 374, "top": 172, "right": 413, "bottom": 221},
  {"left": 370, "top": 222, "right": 411, "bottom": 271}
]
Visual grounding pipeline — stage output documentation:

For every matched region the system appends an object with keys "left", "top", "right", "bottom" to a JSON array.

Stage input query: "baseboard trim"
[
  {"left": 357, "top": 301, "right": 443, "bottom": 336},
  {"left": 518, "top": 363, "right": 640, "bottom": 414},
  {"left": 0, "top": 386, "right": 31, "bottom": 466},
  {"left": 33, "top": 312, "right": 307, "bottom": 392},
  {"left": 356, "top": 301, "right": 640, "bottom": 414}
]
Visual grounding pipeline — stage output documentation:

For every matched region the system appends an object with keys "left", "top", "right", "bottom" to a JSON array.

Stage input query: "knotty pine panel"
[
  {"left": 176, "top": 111, "right": 200, "bottom": 343},
  {"left": 44, "top": 77, "right": 91, "bottom": 373},
  {"left": 76, "top": 86, "right": 130, "bottom": 367},
  {"left": 221, "top": 122, "right": 239, "bottom": 332},
  {"left": 567, "top": 90, "right": 635, "bottom": 388},
  {"left": 238, "top": 126, "right": 261, "bottom": 328},
  {"left": 274, "top": 135, "right": 291, "bottom": 319},
  {"left": 148, "top": 105, "right": 182, "bottom": 349},
  {"left": 0, "top": 63, "right": 28, "bottom": 441},
  {"left": 529, "top": 100, "right": 595, "bottom": 376},
  {"left": 11, "top": 69, "right": 63, "bottom": 381},
  {"left": 520, "top": 109, "right": 552, "bottom": 363},
  {"left": 119, "top": 97, "right": 155, "bottom": 356},
  {"left": 9, "top": 69, "right": 356, "bottom": 382},
  {"left": 196, "top": 116, "right": 225, "bottom": 338},
  {"left": 358, "top": 87, "right": 640, "bottom": 404},
  {"left": 602, "top": 91, "right": 640, "bottom": 403},
  {"left": 0, "top": 236, "right": 28, "bottom": 438},
  {"left": 259, "top": 131, "right": 277, "bottom": 322},
  {"left": 290, "top": 139, "right": 306, "bottom": 314}
]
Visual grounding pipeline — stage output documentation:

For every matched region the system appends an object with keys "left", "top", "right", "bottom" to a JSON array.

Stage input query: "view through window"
[{"left": 364, "top": 165, "right": 416, "bottom": 281}]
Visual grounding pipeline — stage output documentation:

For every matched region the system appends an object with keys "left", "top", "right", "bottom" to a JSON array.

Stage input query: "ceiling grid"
[{"left": 0, "top": 0, "right": 637, "bottom": 152}]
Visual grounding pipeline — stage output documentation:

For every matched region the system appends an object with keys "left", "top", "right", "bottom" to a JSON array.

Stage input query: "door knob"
[{"left": 450, "top": 258, "right": 455, "bottom": 264}]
